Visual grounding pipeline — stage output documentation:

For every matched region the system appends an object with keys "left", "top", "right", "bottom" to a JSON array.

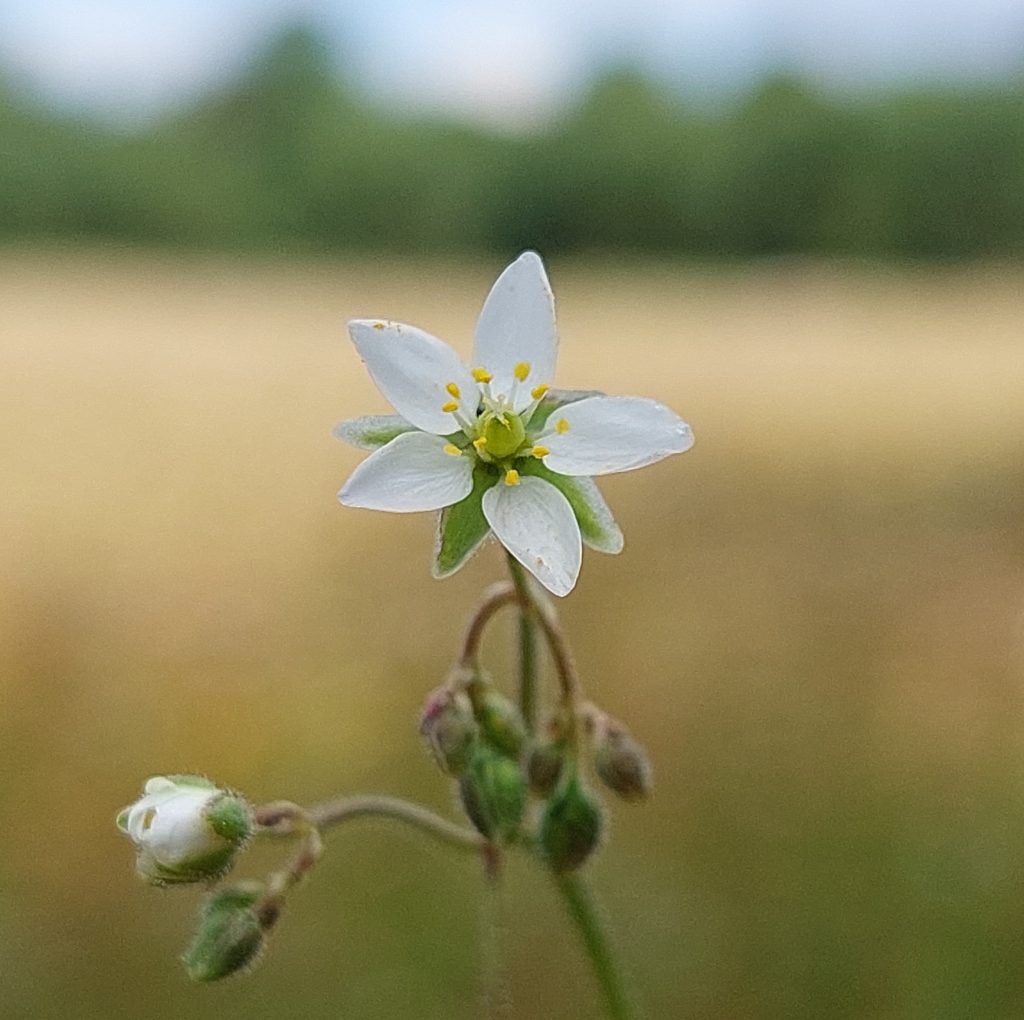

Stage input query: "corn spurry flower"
[
  {"left": 335, "top": 252, "right": 693, "bottom": 596},
  {"left": 116, "top": 775, "right": 252, "bottom": 886}
]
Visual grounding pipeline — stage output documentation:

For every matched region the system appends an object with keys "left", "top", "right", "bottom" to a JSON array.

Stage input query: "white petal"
[
  {"left": 482, "top": 475, "right": 581, "bottom": 597},
  {"left": 143, "top": 777, "right": 177, "bottom": 796},
  {"left": 472, "top": 252, "right": 558, "bottom": 411},
  {"left": 143, "top": 790, "right": 219, "bottom": 864},
  {"left": 339, "top": 431, "right": 474, "bottom": 513},
  {"left": 541, "top": 396, "right": 694, "bottom": 477},
  {"left": 349, "top": 319, "right": 477, "bottom": 434}
]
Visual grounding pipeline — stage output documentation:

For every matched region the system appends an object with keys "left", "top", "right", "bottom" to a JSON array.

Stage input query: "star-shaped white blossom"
[{"left": 335, "top": 252, "right": 693, "bottom": 596}]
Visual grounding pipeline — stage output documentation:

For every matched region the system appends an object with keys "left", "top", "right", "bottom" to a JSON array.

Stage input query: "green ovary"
[{"left": 481, "top": 412, "right": 525, "bottom": 459}]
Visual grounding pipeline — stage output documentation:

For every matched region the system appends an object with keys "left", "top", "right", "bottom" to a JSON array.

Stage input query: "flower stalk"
[
  {"left": 500, "top": 559, "right": 635, "bottom": 1019},
  {"left": 506, "top": 554, "right": 540, "bottom": 735}
]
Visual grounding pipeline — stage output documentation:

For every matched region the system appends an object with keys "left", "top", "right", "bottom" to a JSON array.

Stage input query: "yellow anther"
[
  {"left": 372, "top": 321, "right": 385, "bottom": 331},
  {"left": 514, "top": 362, "right": 531, "bottom": 382},
  {"left": 531, "top": 384, "right": 549, "bottom": 400},
  {"left": 531, "top": 445, "right": 549, "bottom": 458},
  {"left": 441, "top": 401, "right": 459, "bottom": 413},
  {"left": 504, "top": 469, "right": 521, "bottom": 486},
  {"left": 555, "top": 418, "right": 570, "bottom": 434},
  {"left": 472, "top": 436, "right": 488, "bottom": 450},
  {"left": 445, "top": 382, "right": 461, "bottom": 399},
  {"left": 472, "top": 367, "right": 493, "bottom": 384},
  {"left": 443, "top": 444, "right": 463, "bottom": 457}
]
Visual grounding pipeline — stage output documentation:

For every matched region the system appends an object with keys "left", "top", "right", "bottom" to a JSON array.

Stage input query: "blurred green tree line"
[{"left": 3, "top": 25, "right": 1023, "bottom": 258}]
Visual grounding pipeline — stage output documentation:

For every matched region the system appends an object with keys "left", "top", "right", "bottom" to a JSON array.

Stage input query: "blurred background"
[{"left": 2, "top": 2, "right": 1024, "bottom": 1018}]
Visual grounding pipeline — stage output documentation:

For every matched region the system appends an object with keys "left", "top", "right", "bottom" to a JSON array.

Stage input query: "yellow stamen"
[
  {"left": 441, "top": 401, "right": 459, "bottom": 413},
  {"left": 555, "top": 418, "right": 570, "bottom": 434},
  {"left": 504, "top": 468, "right": 521, "bottom": 486},
  {"left": 372, "top": 321, "right": 385, "bottom": 331},
  {"left": 445, "top": 382, "right": 461, "bottom": 399},
  {"left": 532, "top": 445, "right": 549, "bottom": 458},
  {"left": 443, "top": 444, "right": 463, "bottom": 457},
  {"left": 531, "top": 383, "right": 549, "bottom": 400},
  {"left": 514, "top": 362, "right": 531, "bottom": 382},
  {"left": 472, "top": 436, "right": 488, "bottom": 450},
  {"left": 472, "top": 367, "right": 493, "bottom": 384}
]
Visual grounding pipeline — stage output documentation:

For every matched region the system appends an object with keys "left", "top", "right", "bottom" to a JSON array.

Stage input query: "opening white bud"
[{"left": 116, "top": 775, "right": 252, "bottom": 886}]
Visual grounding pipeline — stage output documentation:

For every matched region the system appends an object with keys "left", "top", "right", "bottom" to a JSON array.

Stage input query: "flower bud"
[
  {"left": 594, "top": 725, "right": 653, "bottom": 801},
  {"left": 540, "top": 775, "right": 603, "bottom": 873},
  {"left": 419, "top": 686, "right": 478, "bottom": 774},
  {"left": 116, "top": 775, "right": 252, "bottom": 886},
  {"left": 525, "top": 739, "right": 566, "bottom": 797},
  {"left": 183, "top": 882, "right": 266, "bottom": 982},
  {"left": 474, "top": 688, "right": 526, "bottom": 758},
  {"left": 458, "top": 746, "right": 526, "bottom": 843}
]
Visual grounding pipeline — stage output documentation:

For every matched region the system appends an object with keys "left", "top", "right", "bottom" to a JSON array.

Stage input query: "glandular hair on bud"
[
  {"left": 458, "top": 745, "right": 526, "bottom": 843},
  {"left": 474, "top": 688, "right": 526, "bottom": 758},
  {"left": 419, "top": 686, "right": 478, "bottom": 774},
  {"left": 183, "top": 882, "right": 266, "bottom": 982},
  {"left": 540, "top": 775, "right": 603, "bottom": 873},
  {"left": 526, "top": 740, "right": 566, "bottom": 797},
  {"left": 594, "top": 726, "right": 653, "bottom": 802}
]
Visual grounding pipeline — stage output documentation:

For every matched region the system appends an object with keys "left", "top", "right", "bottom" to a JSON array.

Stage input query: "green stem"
[
  {"left": 506, "top": 554, "right": 539, "bottom": 735},
  {"left": 553, "top": 872, "right": 637, "bottom": 1020},
  {"left": 503, "top": 558, "right": 634, "bottom": 1020},
  {"left": 256, "top": 796, "right": 485, "bottom": 855}
]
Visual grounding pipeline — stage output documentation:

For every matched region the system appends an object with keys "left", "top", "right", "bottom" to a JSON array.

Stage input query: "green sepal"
[
  {"left": 432, "top": 463, "right": 499, "bottom": 578},
  {"left": 206, "top": 794, "right": 253, "bottom": 844},
  {"left": 475, "top": 687, "right": 527, "bottom": 758},
  {"left": 594, "top": 727, "right": 653, "bottom": 801},
  {"left": 139, "top": 843, "right": 239, "bottom": 886},
  {"left": 458, "top": 746, "right": 526, "bottom": 844},
  {"left": 333, "top": 415, "right": 417, "bottom": 450},
  {"left": 518, "top": 460, "right": 623, "bottom": 554},
  {"left": 540, "top": 774, "right": 604, "bottom": 873},
  {"left": 528, "top": 389, "right": 602, "bottom": 432},
  {"left": 526, "top": 740, "right": 567, "bottom": 797},
  {"left": 183, "top": 882, "right": 266, "bottom": 982}
]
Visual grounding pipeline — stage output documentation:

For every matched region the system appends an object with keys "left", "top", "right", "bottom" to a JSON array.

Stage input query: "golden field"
[{"left": 2, "top": 249, "right": 1024, "bottom": 1019}]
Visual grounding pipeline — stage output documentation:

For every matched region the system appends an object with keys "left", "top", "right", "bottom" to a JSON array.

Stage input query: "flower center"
[{"left": 481, "top": 411, "right": 525, "bottom": 459}]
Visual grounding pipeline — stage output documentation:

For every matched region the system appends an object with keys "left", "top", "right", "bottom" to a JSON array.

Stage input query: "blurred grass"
[{"left": 2, "top": 248, "right": 1024, "bottom": 1019}]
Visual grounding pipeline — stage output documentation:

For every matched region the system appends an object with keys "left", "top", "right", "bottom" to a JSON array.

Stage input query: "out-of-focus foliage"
[{"left": 3, "top": 24, "right": 1024, "bottom": 257}]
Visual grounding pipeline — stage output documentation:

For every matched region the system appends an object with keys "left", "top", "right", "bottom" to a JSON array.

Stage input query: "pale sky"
[{"left": 1, "top": 0, "right": 1023, "bottom": 126}]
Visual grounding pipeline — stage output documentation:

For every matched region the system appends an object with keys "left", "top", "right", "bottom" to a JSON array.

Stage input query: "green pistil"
[{"left": 481, "top": 412, "right": 526, "bottom": 459}]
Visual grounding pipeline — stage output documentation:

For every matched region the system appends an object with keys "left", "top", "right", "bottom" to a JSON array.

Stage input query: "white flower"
[
  {"left": 116, "top": 775, "right": 251, "bottom": 885},
  {"left": 335, "top": 252, "right": 693, "bottom": 596}
]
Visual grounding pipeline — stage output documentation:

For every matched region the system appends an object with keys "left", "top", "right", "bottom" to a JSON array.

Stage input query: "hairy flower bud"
[
  {"left": 116, "top": 775, "right": 252, "bottom": 886},
  {"left": 540, "top": 775, "right": 603, "bottom": 873},
  {"left": 474, "top": 688, "right": 526, "bottom": 758},
  {"left": 183, "top": 882, "right": 266, "bottom": 982},
  {"left": 594, "top": 725, "right": 653, "bottom": 801},
  {"left": 419, "top": 686, "right": 478, "bottom": 774},
  {"left": 525, "top": 739, "right": 567, "bottom": 797},
  {"left": 458, "top": 746, "right": 526, "bottom": 843}
]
